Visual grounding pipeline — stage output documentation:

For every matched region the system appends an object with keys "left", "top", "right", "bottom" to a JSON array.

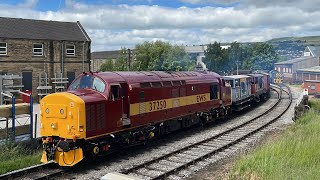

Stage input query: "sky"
[{"left": 0, "top": 0, "right": 319, "bottom": 51}]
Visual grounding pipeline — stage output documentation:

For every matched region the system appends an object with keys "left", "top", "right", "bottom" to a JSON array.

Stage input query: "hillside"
[{"left": 268, "top": 36, "right": 320, "bottom": 45}]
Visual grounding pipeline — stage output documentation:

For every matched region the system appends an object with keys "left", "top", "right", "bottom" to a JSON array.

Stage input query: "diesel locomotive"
[{"left": 40, "top": 71, "right": 269, "bottom": 166}]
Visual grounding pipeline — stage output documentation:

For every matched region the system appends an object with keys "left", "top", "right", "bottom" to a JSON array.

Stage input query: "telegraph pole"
[{"left": 127, "top": 48, "right": 131, "bottom": 71}]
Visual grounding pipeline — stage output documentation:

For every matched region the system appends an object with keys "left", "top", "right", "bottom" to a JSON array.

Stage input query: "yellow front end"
[{"left": 40, "top": 92, "right": 86, "bottom": 166}]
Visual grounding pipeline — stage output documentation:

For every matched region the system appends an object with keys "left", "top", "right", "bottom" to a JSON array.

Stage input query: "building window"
[
  {"left": 33, "top": 43, "right": 43, "bottom": 56},
  {"left": 66, "top": 45, "right": 75, "bottom": 56},
  {"left": 0, "top": 42, "right": 7, "bottom": 55},
  {"left": 311, "top": 85, "right": 316, "bottom": 90}
]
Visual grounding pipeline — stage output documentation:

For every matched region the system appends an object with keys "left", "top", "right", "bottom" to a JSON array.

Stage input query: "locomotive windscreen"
[{"left": 69, "top": 74, "right": 106, "bottom": 93}]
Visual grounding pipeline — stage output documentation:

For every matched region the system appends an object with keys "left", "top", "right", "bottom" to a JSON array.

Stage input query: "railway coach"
[{"left": 40, "top": 71, "right": 232, "bottom": 166}]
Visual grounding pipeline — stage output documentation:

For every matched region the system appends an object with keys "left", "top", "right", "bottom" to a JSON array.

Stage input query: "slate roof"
[
  {"left": 296, "top": 66, "right": 320, "bottom": 73},
  {"left": 91, "top": 50, "right": 122, "bottom": 59},
  {"left": 274, "top": 56, "right": 317, "bottom": 65},
  {"left": 307, "top": 46, "right": 320, "bottom": 57},
  {"left": 0, "top": 17, "right": 90, "bottom": 41}
]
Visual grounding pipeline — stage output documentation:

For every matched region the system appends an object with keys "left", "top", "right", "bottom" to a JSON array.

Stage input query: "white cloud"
[
  {"left": 18, "top": 0, "right": 38, "bottom": 8},
  {"left": 179, "top": 0, "right": 239, "bottom": 5},
  {"left": 0, "top": 0, "right": 319, "bottom": 51}
]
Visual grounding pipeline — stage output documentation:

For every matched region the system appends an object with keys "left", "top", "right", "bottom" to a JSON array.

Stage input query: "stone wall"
[{"left": 0, "top": 39, "right": 90, "bottom": 101}]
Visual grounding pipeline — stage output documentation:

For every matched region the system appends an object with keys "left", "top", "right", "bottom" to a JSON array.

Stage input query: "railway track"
[
  {"left": 120, "top": 84, "right": 292, "bottom": 179},
  {"left": 0, "top": 162, "right": 66, "bottom": 180},
  {"left": 0, "top": 85, "right": 291, "bottom": 180}
]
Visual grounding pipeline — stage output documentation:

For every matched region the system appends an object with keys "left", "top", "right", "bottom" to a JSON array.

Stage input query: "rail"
[{"left": 120, "top": 85, "right": 292, "bottom": 179}]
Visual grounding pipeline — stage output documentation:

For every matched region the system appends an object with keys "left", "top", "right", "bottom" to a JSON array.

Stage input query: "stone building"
[
  {"left": 274, "top": 46, "right": 320, "bottom": 82},
  {"left": 0, "top": 17, "right": 91, "bottom": 100},
  {"left": 91, "top": 50, "right": 122, "bottom": 71}
]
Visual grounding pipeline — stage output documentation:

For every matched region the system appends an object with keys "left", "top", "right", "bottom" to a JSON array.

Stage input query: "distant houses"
[{"left": 274, "top": 46, "right": 320, "bottom": 83}]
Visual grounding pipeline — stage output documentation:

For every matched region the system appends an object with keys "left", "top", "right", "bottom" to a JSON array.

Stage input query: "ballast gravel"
[{"left": 65, "top": 87, "right": 301, "bottom": 180}]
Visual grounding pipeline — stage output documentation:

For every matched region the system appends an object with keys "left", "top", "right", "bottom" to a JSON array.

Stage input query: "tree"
[
  {"left": 228, "top": 41, "right": 242, "bottom": 74},
  {"left": 100, "top": 59, "right": 114, "bottom": 72},
  {"left": 132, "top": 40, "right": 193, "bottom": 71},
  {"left": 203, "top": 42, "right": 228, "bottom": 73},
  {"left": 247, "top": 43, "right": 278, "bottom": 71},
  {"left": 113, "top": 47, "right": 127, "bottom": 71}
]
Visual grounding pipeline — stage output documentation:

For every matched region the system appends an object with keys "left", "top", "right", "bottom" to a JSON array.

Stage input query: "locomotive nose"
[{"left": 40, "top": 92, "right": 86, "bottom": 139}]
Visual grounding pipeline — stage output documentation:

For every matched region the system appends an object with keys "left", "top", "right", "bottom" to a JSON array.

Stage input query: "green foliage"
[
  {"left": 203, "top": 42, "right": 228, "bottom": 74},
  {"left": 249, "top": 42, "right": 279, "bottom": 71},
  {"left": 230, "top": 99, "right": 320, "bottom": 179},
  {"left": 132, "top": 40, "right": 193, "bottom": 71},
  {"left": 203, "top": 41, "right": 279, "bottom": 74},
  {"left": 99, "top": 48, "right": 128, "bottom": 72},
  {"left": 100, "top": 59, "right": 114, "bottom": 72},
  {"left": 114, "top": 48, "right": 128, "bottom": 71},
  {"left": 0, "top": 143, "right": 42, "bottom": 174}
]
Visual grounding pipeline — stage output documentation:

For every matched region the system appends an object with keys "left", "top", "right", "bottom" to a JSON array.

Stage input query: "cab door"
[
  {"left": 108, "top": 84, "right": 123, "bottom": 130},
  {"left": 120, "top": 83, "right": 131, "bottom": 127}
]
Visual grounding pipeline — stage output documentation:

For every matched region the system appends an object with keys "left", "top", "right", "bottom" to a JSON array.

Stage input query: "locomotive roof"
[
  {"left": 247, "top": 73, "right": 264, "bottom": 77},
  {"left": 93, "top": 71, "right": 221, "bottom": 84},
  {"left": 223, "top": 75, "right": 250, "bottom": 79}
]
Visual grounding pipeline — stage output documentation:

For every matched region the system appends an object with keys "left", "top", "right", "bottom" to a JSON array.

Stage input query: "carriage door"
[{"left": 120, "top": 83, "right": 131, "bottom": 126}]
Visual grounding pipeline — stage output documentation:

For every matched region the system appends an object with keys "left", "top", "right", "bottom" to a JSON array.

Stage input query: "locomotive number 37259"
[{"left": 149, "top": 100, "right": 167, "bottom": 112}]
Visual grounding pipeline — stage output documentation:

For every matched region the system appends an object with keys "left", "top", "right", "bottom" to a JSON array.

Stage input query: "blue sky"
[
  {"left": 0, "top": 0, "right": 239, "bottom": 11},
  {"left": 0, "top": 0, "right": 319, "bottom": 51}
]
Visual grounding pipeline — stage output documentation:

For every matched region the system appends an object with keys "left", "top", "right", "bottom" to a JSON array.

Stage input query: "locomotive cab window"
[
  {"left": 109, "top": 85, "right": 120, "bottom": 100},
  {"left": 92, "top": 77, "right": 105, "bottom": 93},
  {"left": 210, "top": 84, "right": 219, "bottom": 100},
  {"left": 69, "top": 75, "right": 106, "bottom": 93}
]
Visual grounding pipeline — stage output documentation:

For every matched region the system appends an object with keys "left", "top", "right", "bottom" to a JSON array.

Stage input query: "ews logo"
[{"left": 196, "top": 95, "right": 207, "bottom": 103}]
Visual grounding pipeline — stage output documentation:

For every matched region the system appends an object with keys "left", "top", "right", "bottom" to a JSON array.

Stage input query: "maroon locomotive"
[{"left": 40, "top": 71, "right": 268, "bottom": 166}]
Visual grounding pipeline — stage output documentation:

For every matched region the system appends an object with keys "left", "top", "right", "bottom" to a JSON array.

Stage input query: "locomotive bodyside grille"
[{"left": 86, "top": 102, "right": 106, "bottom": 131}]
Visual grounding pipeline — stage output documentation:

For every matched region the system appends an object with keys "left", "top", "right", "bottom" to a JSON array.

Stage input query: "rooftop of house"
[
  {"left": 274, "top": 56, "right": 317, "bottom": 65},
  {"left": 0, "top": 17, "right": 90, "bottom": 41},
  {"left": 306, "top": 46, "right": 320, "bottom": 57},
  {"left": 91, "top": 50, "right": 122, "bottom": 60},
  {"left": 296, "top": 66, "right": 320, "bottom": 73}
]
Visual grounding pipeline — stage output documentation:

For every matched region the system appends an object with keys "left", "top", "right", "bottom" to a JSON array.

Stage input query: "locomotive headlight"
[
  {"left": 51, "top": 123, "right": 56, "bottom": 129},
  {"left": 45, "top": 108, "right": 49, "bottom": 114},
  {"left": 60, "top": 109, "right": 64, "bottom": 115}
]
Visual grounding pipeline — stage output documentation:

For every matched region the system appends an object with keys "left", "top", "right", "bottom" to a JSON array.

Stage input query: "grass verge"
[
  {"left": 0, "top": 141, "right": 42, "bottom": 175},
  {"left": 230, "top": 99, "right": 320, "bottom": 179}
]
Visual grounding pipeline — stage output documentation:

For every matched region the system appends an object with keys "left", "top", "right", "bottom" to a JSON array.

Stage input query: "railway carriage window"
[
  {"left": 92, "top": 77, "right": 105, "bottom": 93},
  {"left": 163, "top": 81, "right": 172, "bottom": 87},
  {"left": 140, "top": 82, "right": 151, "bottom": 88},
  {"left": 210, "top": 85, "right": 219, "bottom": 100},
  {"left": 181, "top": 80, "right": 186, "bottom": 85},
  {"left": 222, "top": 79, "right": 226, "bottom": 86},
  {"left": 110, "top": 85, "right": 120, "bottom": 100},
  {"left": 235, "top": 80, "right": 239, "bottom": 87},
  {"left": 151, "top": 82, "right": 162, "bottom": 88},
  {"left": 258, "top": 78, "right": 263, "bottom": 89},
  {"left": 225, "top": 80, "right": 234, "bottom": 88},
  {"left": 241, "top": 82, "right": 246, "bottom": 94}
]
